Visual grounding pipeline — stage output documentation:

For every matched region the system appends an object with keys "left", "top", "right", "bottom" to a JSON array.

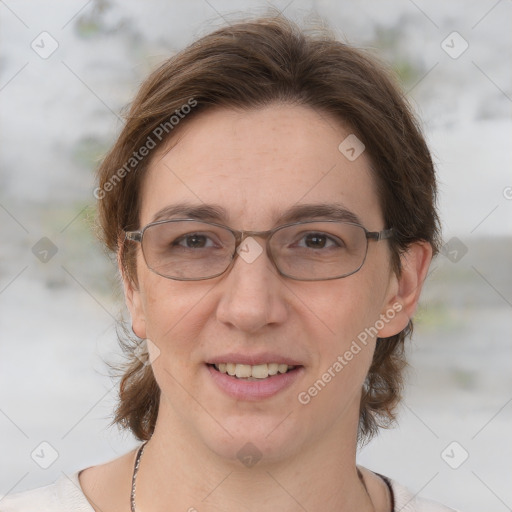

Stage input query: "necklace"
[
  {"left": 131, "top": 441, "right": 148, "bottom": 512},
  {"left": 130, "top": 442, "right": 386, "bottom": 512}
]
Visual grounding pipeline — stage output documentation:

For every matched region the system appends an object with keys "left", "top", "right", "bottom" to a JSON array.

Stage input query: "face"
[{"left": 124, "top": 104, "right": 417, "bottom": 465}]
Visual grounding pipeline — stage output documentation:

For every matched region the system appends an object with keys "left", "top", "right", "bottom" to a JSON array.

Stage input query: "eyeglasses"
[{"left": 124, "top": 219, "right": 393, "bottom": 281}]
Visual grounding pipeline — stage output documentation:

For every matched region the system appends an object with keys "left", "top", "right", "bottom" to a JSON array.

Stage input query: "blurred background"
[{"left": 0, "top": 1, "right": 511, "bottom": 510}]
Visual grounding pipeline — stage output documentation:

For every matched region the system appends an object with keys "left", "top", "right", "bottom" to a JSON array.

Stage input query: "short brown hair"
[{"left": 96, "top": 15, "right": 441, "bottom": 444}]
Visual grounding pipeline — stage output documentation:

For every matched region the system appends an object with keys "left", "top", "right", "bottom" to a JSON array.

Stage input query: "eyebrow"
[{"left": 151, "top": 202, "right": 362, "bottom": 226}]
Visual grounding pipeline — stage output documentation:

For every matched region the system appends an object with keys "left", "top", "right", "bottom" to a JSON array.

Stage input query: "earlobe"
[
  {"left": 118, "top": 254, "right": 147, "bottom": 340},
  {"left": 124, "top": 278, "right": 147, "bottom": 339},
  {"left": 377, "top": 241, "right": 433, "bottom": 338}
]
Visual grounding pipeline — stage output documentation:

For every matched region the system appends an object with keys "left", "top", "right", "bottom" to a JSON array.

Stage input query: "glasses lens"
[
  {"left": 141, "top": 221, "right": 235, "bottom": 279},
  {"left": 271, "top": 221, "right": 368, "bottom": 280}
]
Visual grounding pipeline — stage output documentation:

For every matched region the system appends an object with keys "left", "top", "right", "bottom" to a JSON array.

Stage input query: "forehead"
[{"left": 139, "top": 104, "right": 383, "bottom": 229}]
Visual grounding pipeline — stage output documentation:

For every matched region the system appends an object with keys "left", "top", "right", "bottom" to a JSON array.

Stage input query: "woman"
[{"left": 2, "top": 15, "right": 460, "bottom": 512}]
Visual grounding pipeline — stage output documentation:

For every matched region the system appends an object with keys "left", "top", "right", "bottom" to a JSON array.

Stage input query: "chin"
[{"left": 196, "top": 413, "right": 308, "bottom": 468}]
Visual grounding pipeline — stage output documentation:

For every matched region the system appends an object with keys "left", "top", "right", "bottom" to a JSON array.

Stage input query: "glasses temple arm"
[
  {"left": 367, "top": 228, "right": 394, "bottom": 241},
  {"left": 125, "top": 231, "right": 142, "bottom": 242}
]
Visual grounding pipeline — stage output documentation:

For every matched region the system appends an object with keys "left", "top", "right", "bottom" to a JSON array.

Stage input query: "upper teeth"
[{"left": 214, "top": 363, "right": 295, "bottom": 379}]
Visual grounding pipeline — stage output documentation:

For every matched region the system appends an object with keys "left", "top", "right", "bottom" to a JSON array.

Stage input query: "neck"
[{"left": 133, "top": 400, "right": 376, "bottom": 512}]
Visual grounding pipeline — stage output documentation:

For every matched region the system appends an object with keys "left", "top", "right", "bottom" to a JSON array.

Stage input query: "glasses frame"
[{"left": 125, "top": 218, "right": 394, "bottom": 282}]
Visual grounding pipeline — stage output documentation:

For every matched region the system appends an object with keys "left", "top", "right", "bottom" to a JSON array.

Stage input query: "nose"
[{"left": 215, "top": 236, "right": 289, "bottom": 333}]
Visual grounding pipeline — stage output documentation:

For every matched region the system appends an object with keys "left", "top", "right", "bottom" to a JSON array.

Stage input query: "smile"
[
  {"left": 212, "top": 362, "right": 296, "bottom": 380},
  {"left": 206, "top": 363, "right": 304, "bottom": 400}
]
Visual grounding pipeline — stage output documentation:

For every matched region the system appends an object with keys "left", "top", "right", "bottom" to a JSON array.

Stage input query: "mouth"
[
  {"left": 205, "top": 362, "right": 305, "bottom": 400},
  {"left": 207, "top": 362, "right": 301, "bottom": 380}
]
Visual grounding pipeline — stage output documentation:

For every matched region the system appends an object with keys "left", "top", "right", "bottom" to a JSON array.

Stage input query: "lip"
[
  {"left": 206, "top": 352, "right": 303, "bottom": 366},
  {"left": 206, "top": 364, "right": 305, "bottom": 401}
]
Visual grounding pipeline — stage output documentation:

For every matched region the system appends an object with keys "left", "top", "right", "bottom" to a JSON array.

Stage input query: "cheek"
[
  {"left": 308, "top": 277, "right": 386, "bottom": 348},
  {"left": 303, "top": 271, "right": 390, "bottom": 379},
  {"left": 139, "top": 273, "right": 212, "bottom": 358},
  {"left": 295, "top": 285, "right": 384, "bottom": 417}
]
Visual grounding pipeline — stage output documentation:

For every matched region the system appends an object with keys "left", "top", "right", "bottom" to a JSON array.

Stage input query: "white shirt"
[{"left": 0, "top": 470, "right": 460, "bottom": 511}]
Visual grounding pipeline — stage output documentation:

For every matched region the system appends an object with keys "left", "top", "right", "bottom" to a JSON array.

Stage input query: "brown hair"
[{"left": 96, "top": 15, "right": 441, "bottom": 444}]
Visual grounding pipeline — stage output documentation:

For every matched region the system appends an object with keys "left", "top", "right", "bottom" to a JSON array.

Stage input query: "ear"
[
  {"left": 118, "top": 251, "right": 147, "bottom": 340},
  {"left": 377, "top": 241, "right": 433, "bottom": 338}
]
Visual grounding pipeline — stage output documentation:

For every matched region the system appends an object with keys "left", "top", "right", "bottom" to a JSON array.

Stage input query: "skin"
[{"left": 79, "top": 104, "right": 432, "bottom": 512}]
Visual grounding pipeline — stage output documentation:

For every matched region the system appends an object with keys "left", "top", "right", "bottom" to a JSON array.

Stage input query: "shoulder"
[
  {"left": 358, "top": 466, "right": 460, "bottom": 512},
  {"left": 386, "top": 477, "right": 461, "bottom": 512},
  {"left": 0, "top": 447, "right": 138, "bottom": 512},
  {"left": 0, "top": 472, "right": 94, "bottom": 512}
]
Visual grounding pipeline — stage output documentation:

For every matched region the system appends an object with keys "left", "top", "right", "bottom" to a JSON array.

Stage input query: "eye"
[
  {"left": 296, "top": 232, "right": 344, "bottom": 250},
  {"left": 173, "top": 232, "right": 218, "bottom": 249}
]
